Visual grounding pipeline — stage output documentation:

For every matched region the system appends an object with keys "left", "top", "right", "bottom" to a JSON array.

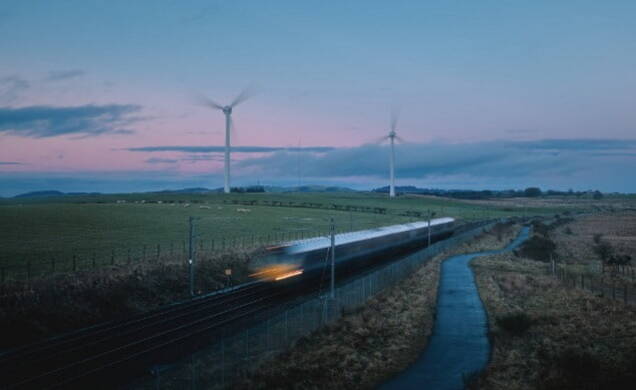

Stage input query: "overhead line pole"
[
  {"left": 330, "top": 217, "right": 336, "bottom": 299},
  {"left": 188, "top": 216, "right": 196, "bottom": 297}
]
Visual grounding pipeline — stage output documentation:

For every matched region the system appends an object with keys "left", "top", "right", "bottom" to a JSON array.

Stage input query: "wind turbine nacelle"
[{"left": 223, "top": 106, "right": 232, "bottom": 115}]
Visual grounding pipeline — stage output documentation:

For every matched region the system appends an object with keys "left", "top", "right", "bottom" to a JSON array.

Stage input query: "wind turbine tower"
[
  {"left": 200, "top": 89, "right": 252, "bottom": 193},
  {"left": 388, "top": 128, "right": 396, "bottom": 198},
  {"left": 383, "top": 110, "right": 403, "bottom": 198}
]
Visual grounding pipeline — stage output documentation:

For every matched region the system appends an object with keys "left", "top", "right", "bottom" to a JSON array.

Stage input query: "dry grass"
[
  {"left": 237, "top": 223, "right": 521, "bottom": 390},
  {"left": 471, "top": 252, "right": 636, "bottom": 389},
  {"left": 0, "top": 251, "right": 252, "bottom": 350},
  {"left": 552, "top": 212, "right": 636, "bottom": 266}
]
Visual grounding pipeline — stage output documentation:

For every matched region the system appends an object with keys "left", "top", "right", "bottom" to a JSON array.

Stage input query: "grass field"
[{"left": 0, "top": 191, "right": 598, "bottom": 279}]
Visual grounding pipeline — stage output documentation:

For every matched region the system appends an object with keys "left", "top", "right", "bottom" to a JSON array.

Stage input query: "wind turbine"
[
  {"left": 199, "top": 88, "right": 252, "bottom": 193},
  {"left": 378, "top": 109, "right": 404, "bottom": 198}
]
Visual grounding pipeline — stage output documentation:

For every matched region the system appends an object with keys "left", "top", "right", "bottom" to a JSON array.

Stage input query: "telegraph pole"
[
  {"left": 330, "top": 217, "right": 336, "bottom": 299},
  {"left": 427, "top": 210, "right": 436, "bottom": 247},
  {"left": 427, "top": 210, "right": 432, "bottom": 247},
  {"left": 188, "top": 216, "right": 195, "bottom": 297}
]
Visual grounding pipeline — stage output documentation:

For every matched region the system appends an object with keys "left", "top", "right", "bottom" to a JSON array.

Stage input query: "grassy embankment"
[
  {"left": 236, "top": 222, "right": 522, "bottom": 390},
  {"left": 470, "top": 213, "right": 636, "bottom": 389},
  {"left": 0, "top": 250, "right": 255, "bottom": 350}
]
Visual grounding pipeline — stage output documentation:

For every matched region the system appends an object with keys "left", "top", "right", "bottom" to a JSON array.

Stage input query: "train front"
[{"left": 249, "top": 244, "right": 305, "bottom": 282}]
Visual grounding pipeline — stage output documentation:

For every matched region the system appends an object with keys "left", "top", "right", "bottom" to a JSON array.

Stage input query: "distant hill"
[
  {"left": 14, "top": 190, "right": 68, "bottom": 198},
  {"left": 14, "top": 190, "right": 103, "bottom": 198},
  {"left": 264, "top": 185, "right": 356, "bottom": 193},
  {"left": 154, "top": 187, "right": 219, "bottom": 194}
]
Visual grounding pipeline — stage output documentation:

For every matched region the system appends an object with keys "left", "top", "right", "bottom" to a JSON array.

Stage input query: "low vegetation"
[{"left": 470, "top": 221, "right": 636, "bottom": 389}]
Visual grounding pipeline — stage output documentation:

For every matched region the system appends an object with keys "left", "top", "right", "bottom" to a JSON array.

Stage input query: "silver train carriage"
[{"left": 250, "top": 217, "right": 456, "bottom": 281}]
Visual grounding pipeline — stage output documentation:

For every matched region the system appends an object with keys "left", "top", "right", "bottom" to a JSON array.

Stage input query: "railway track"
[{"left": 0, "top": 281, "right": 295, "bottom": 389}]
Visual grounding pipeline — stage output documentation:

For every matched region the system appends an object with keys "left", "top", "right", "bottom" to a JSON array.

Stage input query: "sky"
[{"left": 0, "top": 0, "right": 635, "bottom": 196}]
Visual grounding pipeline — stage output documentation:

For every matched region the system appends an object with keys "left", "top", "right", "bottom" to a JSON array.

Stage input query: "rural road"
[{"left": 381, "top": 226, "right": 530, "bottom": 390}]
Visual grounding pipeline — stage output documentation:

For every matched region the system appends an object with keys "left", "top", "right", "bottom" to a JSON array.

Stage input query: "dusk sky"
[{"left": 1, "top": 1, "right": 635, "bottom": 196}]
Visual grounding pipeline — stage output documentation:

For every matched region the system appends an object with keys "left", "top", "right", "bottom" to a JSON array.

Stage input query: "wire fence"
[
  {"left": 0, "top": 228, "right": 368, "bottom": 283},
  {"left": 550, "top": 262, "right": 636, "bottom": 305},
  {"left": 130, "top": 220, "right": 499, "bottom": 390}
]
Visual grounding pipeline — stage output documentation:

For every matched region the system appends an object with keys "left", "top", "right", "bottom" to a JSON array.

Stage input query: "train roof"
[{"left": 280, "top": 217, "right": 455, "bottom": 255}]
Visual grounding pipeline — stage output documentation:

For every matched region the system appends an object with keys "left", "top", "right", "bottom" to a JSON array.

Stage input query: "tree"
[
  {"left": 524, "top": 187, "right": 542, "bottom": 197},
  {"left": 593, "top": 190, "right": 603, "bottom": 200}
]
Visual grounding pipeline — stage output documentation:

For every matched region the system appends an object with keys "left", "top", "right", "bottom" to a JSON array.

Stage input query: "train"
[{"left": 249, "top": 217, "right": 456, "bottom": 281}]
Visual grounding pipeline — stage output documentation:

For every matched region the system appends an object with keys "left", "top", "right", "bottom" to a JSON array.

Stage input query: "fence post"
[
  {"left": 156, "top": 244, "right": 161, "bottom": 260},
  {"left": 221, "top": 338, "right": 225, "bottom": 388},
  {"left": 285, "top": 310, "right": 289, "bottom": 346},
  {"left": 245, "top": 328, "right": 250, "bottom": 362},
  {"left": 190, "top": 355, "right": 196, "bottom": 390},
  {"left": 581, "top": 274, "right": 584, "bottom": 290}
]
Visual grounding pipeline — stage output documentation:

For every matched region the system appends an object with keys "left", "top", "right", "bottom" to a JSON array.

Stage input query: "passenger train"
[{"left": 250, "top": 217, "right": 456, "bottom": 281}]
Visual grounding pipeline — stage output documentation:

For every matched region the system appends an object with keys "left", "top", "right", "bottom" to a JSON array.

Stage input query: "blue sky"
[{"left": 0, "top": 1, "right": 635, "bottom": 195}]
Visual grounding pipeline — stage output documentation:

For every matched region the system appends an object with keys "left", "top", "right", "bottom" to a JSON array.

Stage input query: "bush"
[
  {"left": 524, "top": 187, "right": 542, "bottom": 197},
  {"left": 517, "top": 235, "right": 557, "bottom": 262},
  {"left": 496, "top": 312, "right": 533, "bottom": 336}
]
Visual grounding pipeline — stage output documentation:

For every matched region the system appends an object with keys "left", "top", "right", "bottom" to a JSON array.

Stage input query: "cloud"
[
  {"left": 236, "top": 138, "right": 636, "bottom": 181},
  {"left": 0, "top": 104, "right": 141, "bottom": 138},
  {"left": 181, "top": 154, "right": 225, "bottom": 162},
  {"left": 0, "top": 76, "right": 29, "bottom": 104},
  {"left": 0, "top": 161, "right": 23, "bottom": 165},
  {"left": 46, "top": 70, "right": 85, "bottom": 81},
  {"left": 125, "top": 145, "right": 335, "bottom": 153},
  {"left": 145, "top": 157, "right": 178, "bottom": 164},
  {"left": 509, "top": 139, "right": 636, "bottom": 151}
]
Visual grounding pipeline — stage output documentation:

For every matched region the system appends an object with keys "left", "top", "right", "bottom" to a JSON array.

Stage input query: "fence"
[
  {"left": 131, "top": 220, "right": 499, "bottom": 389},
  {"left": 551, "top": 263, "right": 636, "bottom": 305},
  {"left": 0, "top": 228, "right": 367, "bottom": 283}
]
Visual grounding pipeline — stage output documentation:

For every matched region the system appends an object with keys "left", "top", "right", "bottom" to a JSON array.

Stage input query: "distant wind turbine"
[
  {"left": 199, "top": 88, "right": 253, "bottom": 193},
  {"left": 376, "top": 109, "right": 405, "bottom": 198}
]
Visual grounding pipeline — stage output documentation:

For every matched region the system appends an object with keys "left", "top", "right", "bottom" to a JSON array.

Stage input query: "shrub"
[
  {"left": 517, "top": 235, "right": 557, "bottom": 262},
  {"left": 496, "top": 312, "right": 533, "bottom": 336},
  {"left": 593, "top": 233, "right": 603, "bottom": 244},
  {"left": 524, "top": 187, "right": 542, "bottom": 197},
  {"left": 593, "top": 240, "right": 613, "bottom": 262}
]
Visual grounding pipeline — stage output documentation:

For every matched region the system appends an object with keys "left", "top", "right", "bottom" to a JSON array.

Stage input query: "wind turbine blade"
[
  {"left": 390, "top": 107, "right": 401, "bottom": 132},
  {"left": 196, "top": 94, "right": 224, "bottom": 110},
  {"left": 369, "top": 135, "right": 389, "bottom": 145},
  {"left": 394, "top": 135, "right": 406, "bottom": 144},
  {"left": 230, "top": 86, "right": 254, "bottom": 108}
]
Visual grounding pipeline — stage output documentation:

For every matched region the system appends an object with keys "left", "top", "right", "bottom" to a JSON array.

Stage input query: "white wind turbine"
[
  {"left": 377, "top": 109, "right": 404, "bottom": 198},
  {"left": 199, "top": 88, "right": 252, "bottom": 193}
]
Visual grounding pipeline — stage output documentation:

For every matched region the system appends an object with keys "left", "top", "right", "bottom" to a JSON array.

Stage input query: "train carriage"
[{"left": 250, "top": 217, "right": 456, "bottom": 281}]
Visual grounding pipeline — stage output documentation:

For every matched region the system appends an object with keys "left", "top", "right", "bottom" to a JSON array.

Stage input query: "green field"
[{"left": 0, "top": 192, "right": 574, "bottom": 279}]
